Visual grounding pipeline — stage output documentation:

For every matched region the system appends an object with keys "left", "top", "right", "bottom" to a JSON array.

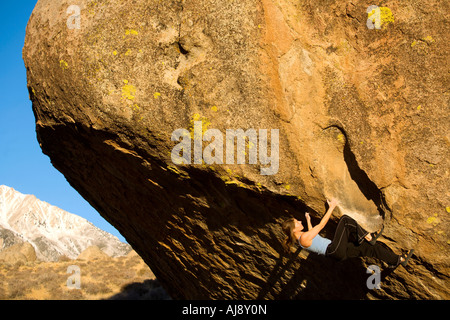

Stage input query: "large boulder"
[
  {"left": 0, "top": 242, "right": 37, "bottom": 264},
  {"left": 23, "top": 0, "right": 448, "bottom": 299},
  {"left": 77, "top": 245, "right": 110, "bottom": 261}
]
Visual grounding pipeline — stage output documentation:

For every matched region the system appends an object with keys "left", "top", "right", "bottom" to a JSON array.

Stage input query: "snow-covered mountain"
[{"left": 0, "top": 185, "right": 131, "bottom": 261}]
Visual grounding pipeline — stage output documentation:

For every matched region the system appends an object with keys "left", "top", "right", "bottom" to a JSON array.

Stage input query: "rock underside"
[{"left": 23, "top": 0, "right": 449, "bottom": 299}]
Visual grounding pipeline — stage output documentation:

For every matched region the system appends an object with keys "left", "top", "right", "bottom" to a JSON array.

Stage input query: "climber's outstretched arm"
[{"left": 299, "top": 198, "right": 338, "bottom": 247}]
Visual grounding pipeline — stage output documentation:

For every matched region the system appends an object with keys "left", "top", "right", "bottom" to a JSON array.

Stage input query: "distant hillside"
[{"left": 0, "top": 185, "right": 131, "bottom": 261}]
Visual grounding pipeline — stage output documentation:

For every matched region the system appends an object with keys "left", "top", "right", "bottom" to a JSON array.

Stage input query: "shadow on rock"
[{"left": 257, "top": 245, "right": 396, "bottom": 300}]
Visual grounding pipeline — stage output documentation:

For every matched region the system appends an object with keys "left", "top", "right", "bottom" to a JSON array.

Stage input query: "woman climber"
[{"left": 281, "top": 198, "right": 414, "bottom": 268}]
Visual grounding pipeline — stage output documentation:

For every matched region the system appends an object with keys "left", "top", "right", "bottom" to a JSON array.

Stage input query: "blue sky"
[{"left": 0, "top": 1, "right": 125, "bottom": 242}]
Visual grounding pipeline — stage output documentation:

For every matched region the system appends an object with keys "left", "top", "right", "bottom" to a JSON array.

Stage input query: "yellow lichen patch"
[
  {"left": 153, "top": 92, "right": 161, "bottom": 99},
  {"left": 189, "top": 113, "right": 211, "bottom": 138},
  {"left": 219, "top": 169, "right": 245, "bottom": 187},
  {"left": 225, "top": 180, "right": 245, "bottom": 187},
  {"left": 167, "top": 165, "right": 190, "bottom": 179},
  {"left": 379, "top": 7, "right": 394, "bottom": 27},
  {"left": 417, "top": 105, "right": 422, "bottom": 110},
  {"left": 411, "top": 36, "right": 435, "bottom": 51},
  {"left": 59, "top": 60, "right": 69, "bottom": 70},
  {"left": 446, "top": 206, "right": 450, "bottom": 213},
  {"left": 124, "top": 49, "right": 132, "bottom": 56},
  {"left": 122, "top": 80, "right": 136, "bottom": 100},
  {"left": 211, "top": 105, "right": 218, "bottom": 112},
  {"left": 427, "top": 213, "right": 440, "bottom": 226},
  {"left": 284, "top": 184, "right": 291, "bottom": 191},
  {"left": 337, "top": 133, "right": 345, "bottom": 143},
  {"left": 125, "top": 29, "right": 139, "bottom": 36},
  {"left": 426, "top": 216, "right": 436, "bottom": 224},
  {"left": 113, "top": 50, "right": 118, "bottom": 56},
  {"left": 422, "top": 35, "right": 435, "bottom": 44},
  {"left": 368, "top": 6, "right": 394, "bottom": 29}
]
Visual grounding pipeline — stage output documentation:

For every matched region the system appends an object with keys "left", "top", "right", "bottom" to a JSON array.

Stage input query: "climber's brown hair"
[{"left": 281, "top": 218, "right": 297, "bottom": 253}]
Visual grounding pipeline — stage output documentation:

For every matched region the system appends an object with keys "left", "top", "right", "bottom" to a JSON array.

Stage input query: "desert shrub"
[
  {"left": 56, "top": 287, "right": 84, "bottom": 300},
  {"left": 0, "top": 251, "right": 166, "bottom": 300},
  {"left": 0, "top": 286, "right": 7, "bottom": 299},
  {"left": 137, "top": 267, "right": 150, "bottom": 277},
  {"left": 37, "top": 271, "right": 60, "bottom": 283},
  {"left": 7, "top": 279, "right": 29, "bottom": 299},
  {"left": 82, "top": 281, "right": 112, "bottom": 296}
]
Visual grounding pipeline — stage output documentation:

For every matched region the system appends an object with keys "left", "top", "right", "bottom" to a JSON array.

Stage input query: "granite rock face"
[{"left": 23, "top": 0, "right": 449, "bottom": 299}]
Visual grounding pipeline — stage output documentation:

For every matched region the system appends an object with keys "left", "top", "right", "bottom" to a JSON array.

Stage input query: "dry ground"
[{"left": 0, "top": 253, "right": 170, "bottom": 300}]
